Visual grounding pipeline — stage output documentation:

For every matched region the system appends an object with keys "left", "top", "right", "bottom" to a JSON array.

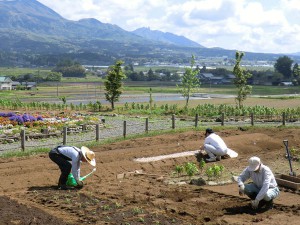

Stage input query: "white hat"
[
  {"left": 81, "top": 146, "right": 96, "bottom": 167},
  {"left": 248, "top": 156, "right": 260, "bottom": 171}
]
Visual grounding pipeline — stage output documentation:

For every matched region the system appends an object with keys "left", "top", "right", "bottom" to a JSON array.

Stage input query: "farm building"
[{"left": 0, "top": 76, "right": 13, "bottom": 90}]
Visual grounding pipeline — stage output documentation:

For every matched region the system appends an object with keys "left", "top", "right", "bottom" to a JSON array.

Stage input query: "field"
[{"left": 1, "top": 127, "right": 300, "bottom": 225}]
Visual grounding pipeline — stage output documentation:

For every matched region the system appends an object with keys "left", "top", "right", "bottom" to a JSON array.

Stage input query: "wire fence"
[{"left": 1, "top": 112, "right": 300, "bottom": 153}]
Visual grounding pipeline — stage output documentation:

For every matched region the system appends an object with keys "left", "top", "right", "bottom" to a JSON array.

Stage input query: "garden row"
[{"left": 2, "top": 99, "right": 300, "bottom": 117}]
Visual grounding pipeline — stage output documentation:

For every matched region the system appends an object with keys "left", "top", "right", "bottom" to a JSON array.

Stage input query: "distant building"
[
  {"left": 21, "top": 82, "right": 37, "bottom": 90},
  {"left": 198, "top": 73, "right": 214, "bottom": 79},
  {"left": 0, "top": 76, "right": 13, "bottom": 90},
  {"left": 12, "top": 81, "right": 21, "bottom": 90}
]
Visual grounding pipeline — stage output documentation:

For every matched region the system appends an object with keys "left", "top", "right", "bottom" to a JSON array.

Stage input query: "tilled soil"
[{"left": 1, "top": 127, "right": 300, "bottom": 225}]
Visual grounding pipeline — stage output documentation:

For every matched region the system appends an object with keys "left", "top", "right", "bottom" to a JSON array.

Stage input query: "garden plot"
[{"left": 1, "top": 128, "right": 300, "bottom": 224}]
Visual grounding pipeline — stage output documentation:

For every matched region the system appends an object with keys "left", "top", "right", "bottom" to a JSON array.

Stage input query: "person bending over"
[{"left": 49, "top": 145, "right": 96, "bottom": 190}]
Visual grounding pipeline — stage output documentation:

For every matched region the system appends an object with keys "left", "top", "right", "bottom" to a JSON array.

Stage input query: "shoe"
[
  {"left": 216, "top": 156, "right": 221, "bottom": 161},
  {"left": 206, "top": 157, "right": 216, "bottom": 162},
  {"left": 265, "top": 199, "right": 274, "bottom": 210},
  {"left": 58, "top": 185, "right": 75, "bottom": 190}
]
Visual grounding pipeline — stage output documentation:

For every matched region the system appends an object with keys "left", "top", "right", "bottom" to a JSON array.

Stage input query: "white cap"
[{"left": 248, "top": 156, "right": 260, "bottom": 171}]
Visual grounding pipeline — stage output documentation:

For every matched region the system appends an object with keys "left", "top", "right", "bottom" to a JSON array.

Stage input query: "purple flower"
[
  {"left": 29, "top": 115, "right": 36, "bottom": 121},
  {"left": 36, "top": 116, "right": 43, "bottom": 121},
  {"left": 16, "top": 116, "right": 24, "bottom": 124},
  {"left": 6, "top": 112, "right": 16, "bottom": 117},
  {"left": 9, "top": 115, "right": 17, "bottom": 121},
  {"left": 23, "top": 113, "right": 30, "bottom": 122}
]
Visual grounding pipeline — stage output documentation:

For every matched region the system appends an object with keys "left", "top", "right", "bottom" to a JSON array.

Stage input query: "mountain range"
[{"left": 0, "top": 0, "right": 299, "bottom": 66}]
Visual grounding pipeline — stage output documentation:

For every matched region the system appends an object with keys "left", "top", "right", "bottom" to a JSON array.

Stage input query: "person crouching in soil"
[
  {"left": 49, "top": 145, "right": 96, "bottom": 190},
  {"left": 237, "top": 156, "right": 280, "bottom": 210},
  {"left": 200, "top": 128, "right": 230, "bottom": 162}
]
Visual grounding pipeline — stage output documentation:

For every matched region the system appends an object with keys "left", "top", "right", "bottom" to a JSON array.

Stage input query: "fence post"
[
  {"left": 221, "top": 113, "right": 224, "bottom": 126},
  {"left": 145, "top": 118, "right": 149, "bottom": 133},
  {"left": 123, "top": 121, "right": 127, "bottom": 138},
  {"left": 195, "top": 114, "right": 199, "bottom": 128},
  {"left": 81, "top": 124, "right": 87, "bottom": 131},
  {"left": 251, "top": 113, "right": 254, "bottom": 126},
  {"left": 282, "top": 112, "right": 286, "bottom": 126},
  {"left": 63, "top": 127, "right": 67, "bottom": 145},
  {"left": 172, "top": 114, "right": 175, "bottom": 129},
  {"left": 96, "top": 124, "right": 100, "bottom": 141},
  {"left": 20, "top": 129, "right": 25, "bottom": 151}
]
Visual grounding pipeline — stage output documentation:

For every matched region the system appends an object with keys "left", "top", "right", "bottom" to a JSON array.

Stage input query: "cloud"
[{"left": 37, "top": 0, "right": 300, "bottom": 54}]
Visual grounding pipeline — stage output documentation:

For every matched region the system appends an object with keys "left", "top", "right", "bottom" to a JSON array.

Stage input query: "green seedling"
[
  {"left": 199, "top": 158, "right": 206, "bottom": 174},
  {"left": 174, "top": 165, "right": 184, "bottom": 177},
  {"left": 205, "top": 164, "right": 225, "bottom": 180},
  {"left": 102, "top": 205, "right": 111, "bottom": 210},
  {"left": 132, "top": 207, "right": 143, "bottom": 215},
  {"left": 184, "top": 162, "right": 199, "bottom": 177}
]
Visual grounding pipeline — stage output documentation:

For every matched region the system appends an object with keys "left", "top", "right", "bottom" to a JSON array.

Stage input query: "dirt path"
[{"left": 1, "top": 128, "right": 300, "bottom": 224}]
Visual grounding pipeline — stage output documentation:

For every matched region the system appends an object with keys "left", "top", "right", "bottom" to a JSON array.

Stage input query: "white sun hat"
[{"left": 81, "top": 146, "right": 96, "bottom": 167}]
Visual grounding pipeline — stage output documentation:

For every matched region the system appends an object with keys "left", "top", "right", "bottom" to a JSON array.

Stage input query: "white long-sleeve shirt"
[
  {"left": 57, "top": 146, "right": 82, "bottom": 182},
  {"left": 204, "top": 133, "right": 227, "bottom": 151},
  {"left": 237, "top": 164, "right": 278, "bottom": 201}
]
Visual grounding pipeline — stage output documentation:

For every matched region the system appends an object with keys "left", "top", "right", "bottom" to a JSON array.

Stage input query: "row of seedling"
[{"left": 174, "top": 159, "right": 225, "bottom": 180}]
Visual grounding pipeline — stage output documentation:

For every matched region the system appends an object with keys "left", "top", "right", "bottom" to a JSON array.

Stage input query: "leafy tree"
[
  {"left": 171, "top": 73, "right": 181, "bottom": 82},
  {"left": 104, "top": 60, "right": 126, "bottom": 110},
  {"left": 45, "top": 72, "right": 62, "bottom": 81},
  {"left": 274, "top": 56, "right": 293, "bottom": 79},
  {"left": 52, "top": 59, "right": 86, "bottom": 78},
  {"left": 124, "top": 64, "right": 134, "bottom": 72},
  {"left": 177, "top": 55, "right": 200, "bottom": 108},
  {"left": 233, "top": 51, "right": 252, "bottom": 108},
  {"left": 147, "top": 68, "right": 159, "bottom": 81},
  {"left": 200, "top": 65, "right": 207, "bottom": 73},
  {"left": 272, "top": 71, "right": 284, "bottom": 85}
]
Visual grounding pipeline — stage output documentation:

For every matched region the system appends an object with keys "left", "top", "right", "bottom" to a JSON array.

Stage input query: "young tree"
[
  {"left": 104, "top": 60, "right": 126, "bottom": 110},
  {"left": 149, "top": 88, "right": 154, "bottom": 112},
  {"left": 233, "top": 51, "right": 252, "bottom": 108},
  {"left": 292, "top": 63, "right": 300, "bottom": 85},
  {"left": 177, "top": 55, "right": 200, "bottom": 108}
]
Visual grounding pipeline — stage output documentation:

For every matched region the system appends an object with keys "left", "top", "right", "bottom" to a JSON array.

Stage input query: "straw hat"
[
  {"left": 81, "top": 146, "right": 96, "bottom": 166},
  {"left": 248, "top": 156, "right": 260, "bottom": 171}
]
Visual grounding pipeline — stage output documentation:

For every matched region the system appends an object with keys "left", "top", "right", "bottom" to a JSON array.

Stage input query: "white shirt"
[
  {"left": 237, "top": 164, "right": 278, "bottom": 201},
  {"left": 57, "top": 146, "right": 82, "bottom": 182},
  {"left": 204, "top": 133, "right": 227, "bottom": 151}
]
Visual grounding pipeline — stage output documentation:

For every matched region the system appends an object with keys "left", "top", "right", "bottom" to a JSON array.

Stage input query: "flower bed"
[{"left": 0, "top": 111, "right": 101, "bottom": 144}]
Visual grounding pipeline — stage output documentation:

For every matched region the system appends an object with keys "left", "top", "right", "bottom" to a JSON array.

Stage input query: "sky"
[{"left": 37, "top": 0, "right": 300, "bottom": 54}]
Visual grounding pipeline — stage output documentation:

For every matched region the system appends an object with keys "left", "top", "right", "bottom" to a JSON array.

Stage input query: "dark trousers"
[{"left": 49, "top": 149, "right": 72, "bottom": 186}]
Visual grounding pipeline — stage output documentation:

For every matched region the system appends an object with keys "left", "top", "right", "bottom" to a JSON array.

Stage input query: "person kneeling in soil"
[
  {"left": 200, "top": 128, "right": 230, "bottom": 162},
  {"left": 237, "top": 156, "right": 280, "bottom": 210},
  {"left": 49, "top": 145, "right": 96, "bottom": 190}
]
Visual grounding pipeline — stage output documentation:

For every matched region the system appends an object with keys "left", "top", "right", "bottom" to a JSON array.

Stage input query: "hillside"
[
  {"left": 0, "top": 0, "right": 299, "bottom": 66},
  {"left": 132, "top": 27, "right": 203, "bottom": 48}
]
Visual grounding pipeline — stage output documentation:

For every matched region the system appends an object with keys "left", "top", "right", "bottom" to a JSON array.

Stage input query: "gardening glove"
[
  {"left": 238, "top": 184, "right": 245, "bottom": 196},
  {"left": 251, "top": 199, "right": 260, "bottom": 209},
  {"left": 76, "top": 180, "right": 84, "bottom": 189}
]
